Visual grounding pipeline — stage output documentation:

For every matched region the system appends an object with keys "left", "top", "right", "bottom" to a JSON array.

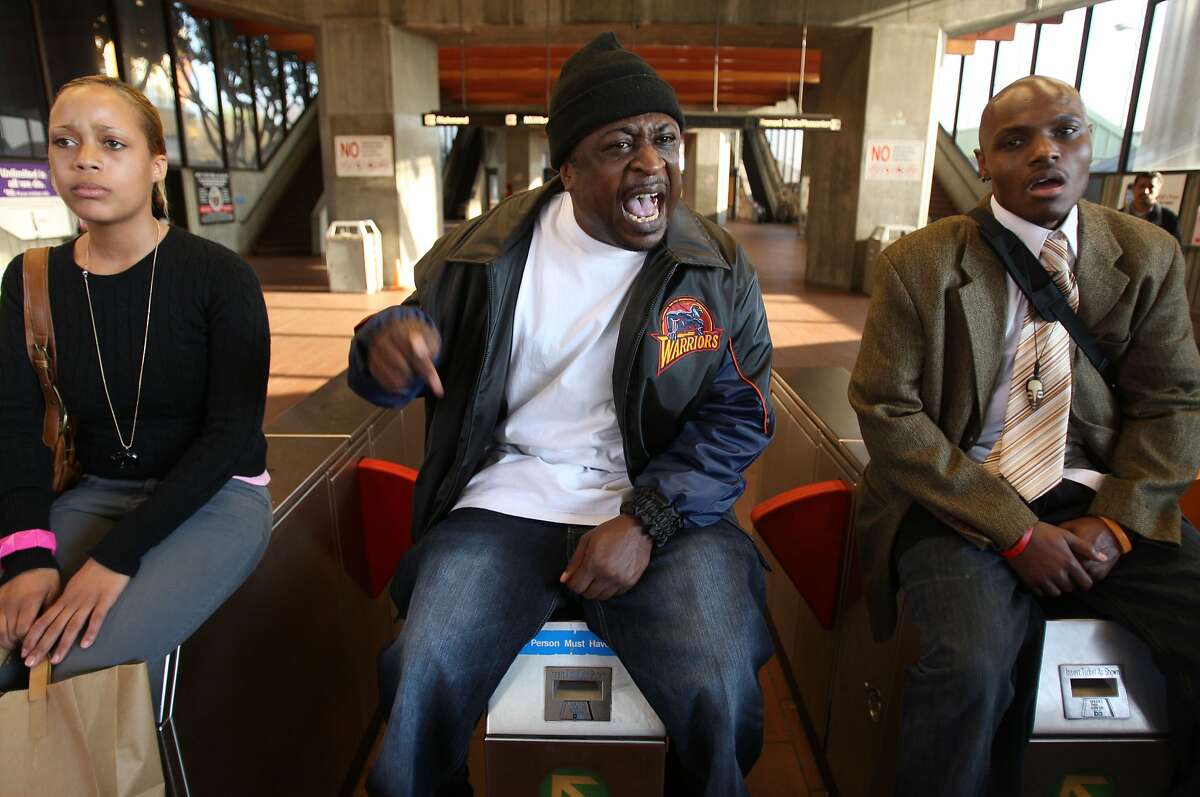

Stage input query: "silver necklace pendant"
[
  {"left": 82, "top": 221, "right": 160, "bottom": 469},
  {"left": 1026, "top": 377, "right": 1045, "bottom": 410},
  {"left": 112, "top": 449, "right": 139, "bottom": 469}
]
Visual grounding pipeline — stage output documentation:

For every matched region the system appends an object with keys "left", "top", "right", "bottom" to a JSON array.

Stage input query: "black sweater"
[{"left": 0, "top": 227, "right": 269, "bottom": 580}]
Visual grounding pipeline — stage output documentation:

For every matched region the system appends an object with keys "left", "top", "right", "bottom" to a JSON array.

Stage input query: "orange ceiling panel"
[{"left": 438, "top": 44, "right": 820, "bottom": 109}]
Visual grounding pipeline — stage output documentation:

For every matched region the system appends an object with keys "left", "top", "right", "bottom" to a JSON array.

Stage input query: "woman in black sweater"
[{"left": 0, "top": 76, "right": 271, "bottom": 703}]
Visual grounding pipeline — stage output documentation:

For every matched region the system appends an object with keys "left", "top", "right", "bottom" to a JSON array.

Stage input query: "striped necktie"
[{"left": 983, "top": 230, "right": 1079, "bottom": 502}]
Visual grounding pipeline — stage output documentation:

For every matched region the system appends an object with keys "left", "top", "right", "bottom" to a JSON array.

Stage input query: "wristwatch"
[{"left": 621, "top": 489, "right": 682, "bottom": 547}]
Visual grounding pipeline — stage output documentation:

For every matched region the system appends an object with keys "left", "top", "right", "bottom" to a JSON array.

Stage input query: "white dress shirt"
[{"left": 965, "top": 196, "right": 1105, "bottom": 491}]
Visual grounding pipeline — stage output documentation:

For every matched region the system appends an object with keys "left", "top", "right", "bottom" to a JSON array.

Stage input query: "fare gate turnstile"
[
  {"left": 1023, "top": 619, "right": 1172, "bottom": 796},
  {"left": 485, "top": 622, "right": 666, "bottom": 795}
]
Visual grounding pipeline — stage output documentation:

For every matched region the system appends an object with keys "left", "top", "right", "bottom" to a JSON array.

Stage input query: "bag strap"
[
  {"left": 28, "top": 659, "right": 51, "bottom": 739},
  {"left": 21, "top": 248, "right": 67, "bottom": 449},
  {"left": 967, "top": 207, "right": 1116, "bottom": 388}
]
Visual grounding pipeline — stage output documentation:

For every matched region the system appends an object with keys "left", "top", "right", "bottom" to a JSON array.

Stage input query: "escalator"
[
  {"left": 443, "top": 126, "right": 485, "bottom": 221},
  {"left": 741, "top": 128, "right": 797, "bottom": 223}
]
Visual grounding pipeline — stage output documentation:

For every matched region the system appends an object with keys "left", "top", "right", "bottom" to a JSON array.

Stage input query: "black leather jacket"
[{"left": 349, "top": 179, "right": 774, "bottom": 540}]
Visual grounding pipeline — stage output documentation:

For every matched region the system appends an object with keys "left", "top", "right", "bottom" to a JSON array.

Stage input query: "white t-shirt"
[
  {"left": 452, "top": 192, "right": 646, "bottom": 525},
  {"left": 965, "top": 197, "right": 1104, "bottom": 491}
]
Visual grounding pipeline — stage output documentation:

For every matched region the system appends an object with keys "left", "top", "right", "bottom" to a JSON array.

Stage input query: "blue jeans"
[
  {"left": 366, "top": 508, "right": 773, "bottom": 797},
  {"left": 894, "top": 480, "right": 1200, "bottom": 797},
  {"left": 0, "top": 475, "right": 272, "bottom": 714}
]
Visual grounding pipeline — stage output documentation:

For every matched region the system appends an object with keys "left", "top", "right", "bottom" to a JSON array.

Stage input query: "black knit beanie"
[{"left": 548, "top": 33, "right": 686, "bottom": 169}]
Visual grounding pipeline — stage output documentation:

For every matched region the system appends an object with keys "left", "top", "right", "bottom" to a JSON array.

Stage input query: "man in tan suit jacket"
[{"left": 850, "top": 76, "right": 1200, "bottom": 795}]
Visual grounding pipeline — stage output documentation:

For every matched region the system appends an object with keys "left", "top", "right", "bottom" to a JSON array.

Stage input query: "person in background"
[
  {"left": 0, "top": 76, "right": 272, "bottom": 711},
  {"left": 1122, "top": 170, "right": 1182, "bottom": 242},
  {"left": 850, "top": 76, "right": 1200, "bottom": 796}
]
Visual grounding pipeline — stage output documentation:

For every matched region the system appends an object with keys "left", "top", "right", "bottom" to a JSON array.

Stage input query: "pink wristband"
[
  {"left": 1001, "top": 526, "right": 1034, "bottom": 559},
  {"left": 0, "top": 529, "right": 58, "bottom": 562}
]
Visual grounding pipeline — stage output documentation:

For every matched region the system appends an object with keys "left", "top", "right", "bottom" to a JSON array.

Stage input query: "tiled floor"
[{"left": 253, "top": 222, "right": 860, "bottom": 796}]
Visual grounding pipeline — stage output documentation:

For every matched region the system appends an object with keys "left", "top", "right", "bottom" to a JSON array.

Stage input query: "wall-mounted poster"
[
  {"left": 194, "top": 170, "right": 234, "bottom": 224},
  {"left": 0, "top": 162, "right": 56, "bottom": 198}
]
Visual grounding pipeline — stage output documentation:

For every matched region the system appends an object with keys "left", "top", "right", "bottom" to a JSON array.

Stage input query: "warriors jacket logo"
[{"left": 650, "top": 297, "right": 724, "bottom": 375}]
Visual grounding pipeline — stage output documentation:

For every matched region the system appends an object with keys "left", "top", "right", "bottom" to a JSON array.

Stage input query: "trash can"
[
  {"left": 486, "top": 622, "right": 666, "bottom": 796},
  {"left": 861, "top": 224, "right": 915, "bottom": 296},
  {"left": 324, "top": 220, "right": 383, "bottom": 293},
  {"left": 1023, "top": 619, "right": 1171, "bottom": 796}
]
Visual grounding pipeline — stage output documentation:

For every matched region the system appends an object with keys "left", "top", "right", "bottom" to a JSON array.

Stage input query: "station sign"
[
  {"left": 334, "top": 135, "right": 395, "bottom": 177},
  {"left": 758, "top": 117, "right": 841, "bottom": 130},
  {"left": 420, "top": 110, "right": 843, "bottom": 132}
]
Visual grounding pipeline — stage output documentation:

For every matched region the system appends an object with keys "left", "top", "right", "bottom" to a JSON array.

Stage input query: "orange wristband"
[
  {"left": 1001, "top": 526, "right": 1035, "bottom": 559},
  {"left": 1095, "top": 516, "right": 1133, "bottom": 554}
]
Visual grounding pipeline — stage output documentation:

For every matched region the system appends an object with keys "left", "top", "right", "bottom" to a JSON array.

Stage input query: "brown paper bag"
[{"left": 0, "top": 654, "right": 165, "bottom": 797}]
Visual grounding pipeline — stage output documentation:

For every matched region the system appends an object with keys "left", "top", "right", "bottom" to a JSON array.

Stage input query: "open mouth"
[
  {"left": 621, "top": 191, "right": 664, "bottom": 224},
  {"left": 1027, "top": 173, "right": 1066, "bottom": 198}
]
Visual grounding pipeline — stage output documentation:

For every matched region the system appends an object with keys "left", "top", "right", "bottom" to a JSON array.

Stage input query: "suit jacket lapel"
[
  {"left": 958, "top": 232, "right": 1009, "bottom": 419},
  {"left": 1074, "top": 200, "right": 1128, "bottom": 328}
]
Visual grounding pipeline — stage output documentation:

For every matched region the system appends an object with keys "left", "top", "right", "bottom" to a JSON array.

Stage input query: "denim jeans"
[
  {"left": 366, "top": 508, "right": 773, "bottom": 797},
  {"left": 0, "top": 475, "right": 272, "bottom": 715},
  {"left": 893, "top": 480, "right": 1200, "bottom": 797}
]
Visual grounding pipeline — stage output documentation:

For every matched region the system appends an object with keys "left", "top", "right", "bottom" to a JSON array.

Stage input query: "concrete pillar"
[
  {"left": 503, "top": 128, "right": 552, "bottom": 195},
  {"left": 683, "top": 129, "right": 732, "bottom": 224},
  {"left": 852, "top": 23, "right": 943, "bottom": 286},
  {"left": 318, "top": 20, "right": 441, "bottom": 287}
]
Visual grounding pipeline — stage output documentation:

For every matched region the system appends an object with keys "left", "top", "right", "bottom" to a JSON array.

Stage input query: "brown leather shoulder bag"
[{"left": 22, "top": 247, "right": 81, "bottom": 493}]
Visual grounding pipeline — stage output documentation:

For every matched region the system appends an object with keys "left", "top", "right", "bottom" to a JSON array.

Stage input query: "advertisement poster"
[
  {"left": 0, "top": 162, "right": 56, "bottom": 198},
  {"left": 194, "top": 170, "right": 234, "bottom": 224}
]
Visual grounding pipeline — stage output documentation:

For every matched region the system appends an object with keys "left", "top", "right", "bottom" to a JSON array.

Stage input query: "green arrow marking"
[
  {"left": 1058, "top": 773, "right": 1114, "bottom": 797},
  {"left": 539, "top": 768, "right": 609, "bottom": 797}
]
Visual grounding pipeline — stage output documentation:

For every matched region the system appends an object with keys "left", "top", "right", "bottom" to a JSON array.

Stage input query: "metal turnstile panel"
[{"left": 1033, "top": 619, "right": 1168, "bottom": 736}]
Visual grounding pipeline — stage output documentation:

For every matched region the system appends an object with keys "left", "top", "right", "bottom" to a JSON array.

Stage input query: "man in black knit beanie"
[{"left": 351, "top": 33, "right": 774, "bottom": 796}]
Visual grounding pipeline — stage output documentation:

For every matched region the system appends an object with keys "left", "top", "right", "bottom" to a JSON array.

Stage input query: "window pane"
[
  {"left": 36, "top": 0, "right": 119, "bottom": 91},
  {"left": 1129, "top": 0, "right": 1200, "bottom": 171},
  {"left": 935, "top": 52, "right": 962, "bottom": 133},
  {"left": 116, "top": 0, "right": 181, "bottom": 163},
  {"left": 954, "top": 40, "right": 995, "bottom": 159},
  {"left": 1033, "top": 8, "right": 1086, "bottom": 84},
  {"left": 1078, "top": 0, "right": 1148, "bottom": 172},
  {"left": 213, "top": 23, "right": 257, "bottom": 170},
  {"left": 170, "top": 3, "right": 223, "bottom": 167},
  {"left": 992, "top": 23, "right": 1037, "bottom": 94},
  {"left": 282, "top": 55, "right": 306, "bottom": 127},
  {"left": 0, "top": 1, "right": 48, "bottom": 158},
  {"left": 250, "top": 37, "right": 285, "bottom": 164},
  {"left": 305, "top": 61, "right": 318, "bottom": 100}
]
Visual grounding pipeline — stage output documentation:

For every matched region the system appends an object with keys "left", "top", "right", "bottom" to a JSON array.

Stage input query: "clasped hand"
[
  {"left": 1007, "top": 517, "right": 1122, "bottom": 597},
  {"left": 0, "top": 559, "right": 129, "bottom": 668}
]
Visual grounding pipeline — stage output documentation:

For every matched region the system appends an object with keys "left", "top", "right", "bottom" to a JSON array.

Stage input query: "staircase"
[
  {"left": 927, "top": 174, "right": 960, "bottom": 223},
  {"left": 252, "top": 134, "right": 324, "bottom": 256}
]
